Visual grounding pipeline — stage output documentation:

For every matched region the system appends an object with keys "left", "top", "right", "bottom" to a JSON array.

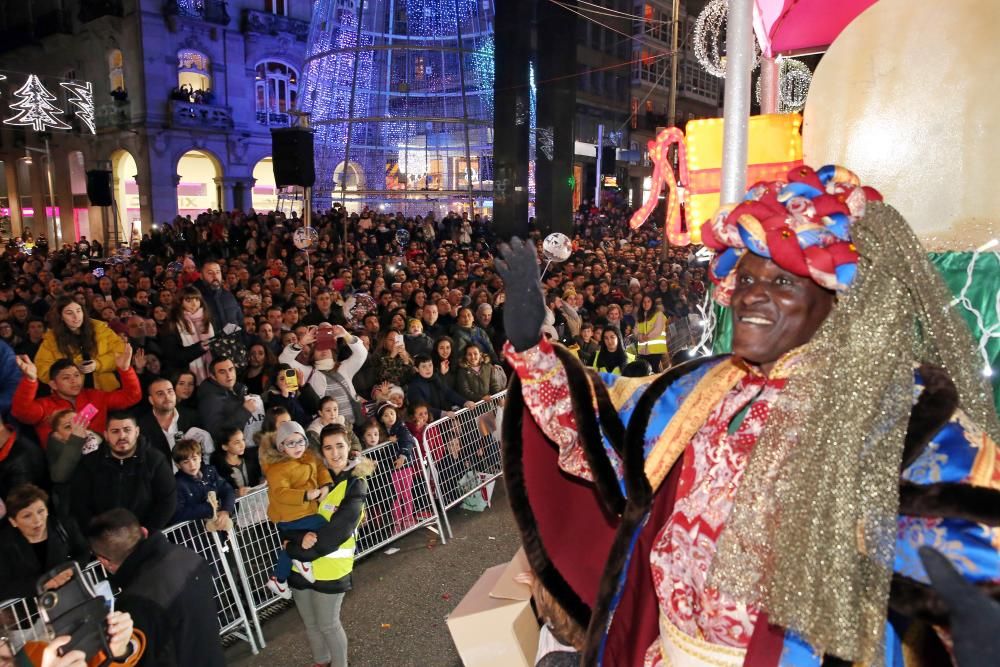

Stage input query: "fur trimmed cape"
[{"left": 501, "top": 349, "right": 1000, "bottom": 666}]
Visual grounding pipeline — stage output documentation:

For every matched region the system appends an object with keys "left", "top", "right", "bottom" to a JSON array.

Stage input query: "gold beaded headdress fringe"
[{"left": 708, "top": 201, "right": 1000, "bottom": 664}]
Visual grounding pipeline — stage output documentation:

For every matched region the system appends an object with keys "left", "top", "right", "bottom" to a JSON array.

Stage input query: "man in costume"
[{"left": 496, "top": 165, "right": 1000, "bottom": 666}]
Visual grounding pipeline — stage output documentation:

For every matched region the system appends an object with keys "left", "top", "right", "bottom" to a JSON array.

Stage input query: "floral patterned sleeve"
[{"left": 504, "top": 338, "right": 594, "bottom": 481}]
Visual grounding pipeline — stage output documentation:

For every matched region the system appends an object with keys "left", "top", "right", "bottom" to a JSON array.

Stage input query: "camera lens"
[{"left": 39, "top": 591, "right": 58, "bottom": 610}]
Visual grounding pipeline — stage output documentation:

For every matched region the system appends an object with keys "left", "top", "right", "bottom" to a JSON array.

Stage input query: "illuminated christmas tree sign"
[{"left": 1, "top": 72, "right": 97, "bottom": 134}]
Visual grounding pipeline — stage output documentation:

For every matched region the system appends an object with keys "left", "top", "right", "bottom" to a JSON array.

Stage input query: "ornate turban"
[{"left": 701, "top": 164, "right": 883, "bottom": 305}]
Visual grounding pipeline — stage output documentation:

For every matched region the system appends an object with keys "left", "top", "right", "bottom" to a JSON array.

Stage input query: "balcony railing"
[
  {"left": 163, "top": 0, "right": 230, "bottom": 26},
  {"left": 255, "top": 110, "right": 292, "bottom": 127},
  {"left": 169, "top": 100, "right": 234, "bottom": 130},
  {"left": 242, "top": 9, "right": 310, "bottom": 41}
]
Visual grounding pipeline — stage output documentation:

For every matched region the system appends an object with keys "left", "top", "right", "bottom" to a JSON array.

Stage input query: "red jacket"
[{"left": 12, "top": 368, "right": 142, "bottom": 445}]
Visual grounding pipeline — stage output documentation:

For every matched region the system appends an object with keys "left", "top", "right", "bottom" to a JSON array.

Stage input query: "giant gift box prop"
[{"left": 630, "top": 113, "right": 803, "bottom": 245}]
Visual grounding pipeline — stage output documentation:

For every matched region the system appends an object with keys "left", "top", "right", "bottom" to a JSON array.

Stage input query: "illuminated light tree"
[
  {"left": 300, "top": 0, "right": 495, "bottom": 214},
  {"left": 4, "top": 74, "right": 72, "bottom": 132}
]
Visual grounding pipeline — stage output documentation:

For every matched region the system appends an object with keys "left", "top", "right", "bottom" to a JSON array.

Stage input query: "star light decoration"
[
  {"left": 60, "top": 81, "right": 97, "bottom": 134},
  {"left": 693, "top": 0, "right": 761, "bottom": 78}
]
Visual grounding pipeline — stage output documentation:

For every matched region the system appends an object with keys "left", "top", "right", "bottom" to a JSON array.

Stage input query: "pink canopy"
[{"left": 753, "top": 0, "right": 879, "bottom": 57}]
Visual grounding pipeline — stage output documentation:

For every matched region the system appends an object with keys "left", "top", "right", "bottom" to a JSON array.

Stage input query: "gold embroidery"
[
  {"left": 658, "top": 613, "right": 747, "bottom": 666},
  {"left": 644, "top": 361, "right": 747, "bottom": 492},
  {"left": 608, "top": 373, "right": 660, "bottom": 409}
]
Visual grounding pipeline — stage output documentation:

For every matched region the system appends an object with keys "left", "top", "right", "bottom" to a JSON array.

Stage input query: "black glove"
[
  {"left": 495, "top": 237, "right": 547, "bottom": 352},
  {"left": 920, "top": 546, "right": 1000, "bottom": 667}
]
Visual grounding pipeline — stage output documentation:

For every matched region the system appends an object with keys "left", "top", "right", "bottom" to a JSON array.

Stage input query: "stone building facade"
[{"left": 0, "top": 0, "right": 311, "bottom": 245}]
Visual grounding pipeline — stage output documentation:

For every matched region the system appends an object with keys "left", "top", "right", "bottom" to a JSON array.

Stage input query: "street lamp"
[{"left": 24, "top": 137, "right": 61, "bottom": 246}]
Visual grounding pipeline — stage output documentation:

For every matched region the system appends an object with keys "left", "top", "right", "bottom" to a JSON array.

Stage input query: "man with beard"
[
  {"left": 71, "top": 411, "right": 176, "bottom": 531},
  {"left": 196, "top": 261, "right": 243, "bottom": 332},
  {"left": 137, "top": 377, "right": 201, "bottom": 461},
  {"left": 496, "top": 166, "right": 1000, "bottom": 666}
]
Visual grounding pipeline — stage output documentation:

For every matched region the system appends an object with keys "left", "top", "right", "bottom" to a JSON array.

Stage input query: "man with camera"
[
  {"left": 86, "top": 508, "right": 225, "bottom": 667},
  {"left": 197, "top": 357, "right": 257, "bottom": 442}
]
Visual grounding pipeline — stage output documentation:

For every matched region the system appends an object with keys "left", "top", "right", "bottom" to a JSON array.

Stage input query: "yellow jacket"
[
  {"left": 260, "top": 432, "right": 334, "bottom": 523},
  {"left": 35, "top": 319, "right": 126, "bottom": 391}
]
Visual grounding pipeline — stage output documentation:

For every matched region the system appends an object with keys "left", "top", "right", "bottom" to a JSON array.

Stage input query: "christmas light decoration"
[
  {"left": 300, "top": 0, "right": 494, "bottom": 213},
  {"left": 60, "top": 81, "right": 97, "bottom": 134},
  {"left": 629, "top": 127, "right": 689, "bottom": 244},
  {"left": 755, "top": 57, "right": 812, "bottom": 112},
  {"left": 693, "top": 0, "right": 760, "bottom": 78},
  {"left": 4, "top": 74, "right": 71, "bottom": 131}
]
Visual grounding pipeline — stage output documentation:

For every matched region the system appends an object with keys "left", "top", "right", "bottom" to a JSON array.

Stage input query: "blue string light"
[{"left": 300, "top": 0, "right": 495, "bottom": 213}]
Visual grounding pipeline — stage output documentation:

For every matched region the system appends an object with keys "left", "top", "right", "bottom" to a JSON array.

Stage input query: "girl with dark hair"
[
  {"left": 431, "top": 335, "right": 458, "bottom": 390},
  {"left": 161, "top": 286, "right": 216, "bottom": 382},
  {"left": 35, "top": 295, "right": 125, "bottom": 390},
  {"left": 592, "top": 328, "right": 629, "bottom": 375}
]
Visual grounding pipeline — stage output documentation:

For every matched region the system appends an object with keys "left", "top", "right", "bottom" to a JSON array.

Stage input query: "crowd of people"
[{"left": 0, "top": 197, "right": 710, "bottom": 665}]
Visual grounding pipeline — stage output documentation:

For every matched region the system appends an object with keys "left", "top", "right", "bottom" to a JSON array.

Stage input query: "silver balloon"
[
  {"left": 395, "top": 229, "right": 411, "bottom": 247},
  {"left": 293, "top": 226, "right": 319, "bottom": 251},
  {"left": 542, "top": 232, "right": 572, "bottom": 263}
]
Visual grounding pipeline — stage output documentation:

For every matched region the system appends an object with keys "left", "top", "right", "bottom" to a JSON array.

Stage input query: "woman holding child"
[{"left": 284, "top": 423, "right": 374, "bottom": 667}]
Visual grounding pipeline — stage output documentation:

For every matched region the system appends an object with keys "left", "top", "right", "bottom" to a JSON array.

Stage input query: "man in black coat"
[
  {"left": 137, "top": 377, "right": 201, "bottom": 461},
  {"left": 87, "top": 508, "right": 225, "bottom": 667},
  {"left": 196, "top": 261, "right": 243, "bottom": 332},
  {"left": 198, "top": 357, "right": 257, "bottom": 441},
  {"left": 70, "top": 412, "right": 177, "bottom": 532}
]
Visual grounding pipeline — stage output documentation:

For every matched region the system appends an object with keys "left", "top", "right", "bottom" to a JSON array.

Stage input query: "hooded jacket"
[
  {"left": 111, "top": 532, "right": 226, "bottom": 667},
  {"left": 284, "top": 457, "right": 375, "bottom": 594},
  {"left": 258, "top": 429, "right": 333, "bottom": 523}
]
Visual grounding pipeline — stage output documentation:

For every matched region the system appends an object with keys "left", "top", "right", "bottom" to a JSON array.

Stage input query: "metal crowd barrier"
[
  {"left": 227, "top": 434, "right": 448, "bottom": 648},
  {"left": 0, "top": 520, "right": 259, "bottom": 656},
  {"left": 0, "top": 395, "right": 505, "bottom": 657},
  {"left": 420, "top": 391, "right": 506, "bottom": 538}
]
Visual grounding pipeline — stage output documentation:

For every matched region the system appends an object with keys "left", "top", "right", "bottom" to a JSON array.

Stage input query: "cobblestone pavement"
[{"left": 227, "top": 483, "right": 521, "bottom": 667}]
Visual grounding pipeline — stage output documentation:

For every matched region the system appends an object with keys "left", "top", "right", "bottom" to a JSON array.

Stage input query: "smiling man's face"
[{"left": 730, "top": 253, "right": 835, "bottom": 375}]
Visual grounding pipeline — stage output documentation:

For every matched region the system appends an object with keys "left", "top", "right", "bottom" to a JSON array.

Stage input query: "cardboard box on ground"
[{"left": 447, "top": 548, "right": 540, "bottom": 666}]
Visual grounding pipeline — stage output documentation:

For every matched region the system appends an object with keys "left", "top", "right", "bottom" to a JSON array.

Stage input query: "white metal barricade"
[
  {"left": 0, "top": 520, "right": 258, "bottom": 656},
  {"left": 161, "top": 521, "right": 259, "bottom": 654},
  {"left": 354, "top": 438, "right": 447, "bottom": 557},
  {"left": 421, "top": 391, "right": 506, "bottom": 538},
  {"left": 0, "top": 596, "right": 45, "bottom": 655},
  {"left": 228, "top": 485, "right": 284, "bottom": 648}
]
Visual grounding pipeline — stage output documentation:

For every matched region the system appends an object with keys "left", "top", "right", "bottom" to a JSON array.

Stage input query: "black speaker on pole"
[
  {"left": 86, "top": 170, "right": 113, "bottom": 206},
  {"left": 271, "top": 128, "right": 315, "bottom": 188}
]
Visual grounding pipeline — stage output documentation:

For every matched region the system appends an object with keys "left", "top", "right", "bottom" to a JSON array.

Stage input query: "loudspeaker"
[
  {"left": 601, "top": 146, "right": 617, "bottom": 176},
  {"left": 271, "top": 128, "right": 315, "bottom": 188},
  {"left": 86, "top": 170, "right": 113, "bottom": 206}
]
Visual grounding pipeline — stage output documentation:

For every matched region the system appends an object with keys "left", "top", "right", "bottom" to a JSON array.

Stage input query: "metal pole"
[
  {"left": 719, "top": 0, "right": 754, "bottom": 204},
  {"left": 667, "top": 0, "right": 681, "bottom": 126},
  {"left": 594, "top": 123, "right": 603, "bottom": 207},
  {"left": 340, "top": 0, "right": 366, "bottom": 208},
  {"left": 759, "top": 57, "right": 779, "bottom": 114},
  {"left": 453, "top": 0, "right": 476, "bottom": 219},
  {"left": 43, "top": 137, "right": 61, "bottom": 245}
]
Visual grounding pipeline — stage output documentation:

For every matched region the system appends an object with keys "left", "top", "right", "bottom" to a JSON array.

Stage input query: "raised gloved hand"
[{"left": 495, "top": 237, "right": 547, "bottom": 352}]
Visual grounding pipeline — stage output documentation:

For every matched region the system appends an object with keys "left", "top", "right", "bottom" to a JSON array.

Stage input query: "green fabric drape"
[{"left": 708, "top": 251, "right": 999, "bottom": 412}]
